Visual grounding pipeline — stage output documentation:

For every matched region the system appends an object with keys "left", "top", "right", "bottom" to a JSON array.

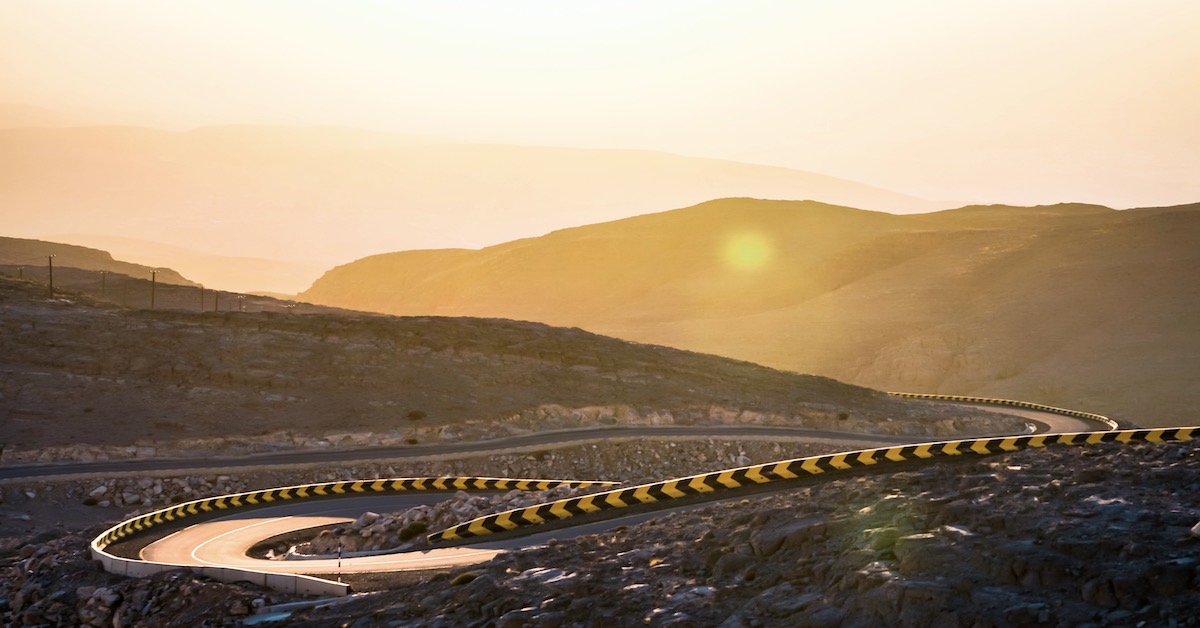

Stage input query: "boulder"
[{"left": 352, "top": 511, "right": 380, "bottom": 530}]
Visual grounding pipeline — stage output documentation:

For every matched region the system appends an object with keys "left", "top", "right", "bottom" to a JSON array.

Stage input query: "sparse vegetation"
[
  {"left": 397, "top": 521, "right": 428, "bottom": 542},
  {"left": 450, "top": 572, "right": 479, "bottom": 586}
]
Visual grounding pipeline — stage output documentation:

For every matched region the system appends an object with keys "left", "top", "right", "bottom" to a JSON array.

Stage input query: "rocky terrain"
[
  {"left": 0, "top": 438, "right": 855, "bottom": 540},
  {"left": 292, "top": 486, "right": 588, "bottom": 557},
  {"left": 0, "top": 275, "right": 1013, "bottom": 456},
  {"left": 283, "top": 440, "right": 1200, "bottom": 626},
  {"left": 3, "top": 438, "right": 853, "bottom": 626},
  {"left": 3, "top": 270, "right": 1195, "bottom": 626},
  {"left": 3, "top": 439, "right": 1196, "bottom": 626}
]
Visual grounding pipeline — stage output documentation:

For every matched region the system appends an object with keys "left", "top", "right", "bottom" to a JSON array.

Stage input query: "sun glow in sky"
[{"left": 2, "top": 0, "right": 1199, "bottom": 207}]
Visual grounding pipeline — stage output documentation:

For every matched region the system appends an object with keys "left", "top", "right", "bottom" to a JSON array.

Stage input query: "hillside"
[
  {"left": 0, "top": 236, "right": 194, "bottom": 286},
  {"left": 302, "top": 198, "right": 1200, "bottom": 427},
  {"left": 40, "top": 234, "right": 324, "bottom": 296},
  {"left": 0, "top": 276, "right": 1009, "bottom": 454},
  {"left": 0, "top": 125, "right": 941, "bottom": 292}
]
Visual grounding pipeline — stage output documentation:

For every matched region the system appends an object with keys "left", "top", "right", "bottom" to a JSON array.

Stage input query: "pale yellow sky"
[{"left": 2, "top": 0, "right": 1199, "bottom": 208}]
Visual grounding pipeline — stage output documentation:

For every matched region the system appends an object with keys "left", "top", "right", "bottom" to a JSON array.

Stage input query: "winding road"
[
  {"left": 141, "top": 495, "right": 505, "bottom": 575},
  {"left": 140, "top": 494, "right": 683, "bottom": 577},
  {"left": 113, "top": 400, "right": 1106, "bottom": 586},
  {"left": 949, "top": 401, "right": 1099, "bottom": 433},
  {"left": 4, "top": 425, "right": 929, "bottom": 481}
]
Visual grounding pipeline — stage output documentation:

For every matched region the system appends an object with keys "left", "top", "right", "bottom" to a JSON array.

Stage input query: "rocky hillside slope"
[
  {"left": 302, "top": 442, "right": 1200, "bottom": 627},
  {"left": 0, "top": 276, "right": 1001, "bottom": 455},
  {"left": 302, "top": 198, "right": 1200, "bottom": 428}
]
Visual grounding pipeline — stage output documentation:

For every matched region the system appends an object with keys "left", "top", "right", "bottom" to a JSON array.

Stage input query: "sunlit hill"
[{"left": 301, "top": 198, "right": 1200, "bottom": 429}]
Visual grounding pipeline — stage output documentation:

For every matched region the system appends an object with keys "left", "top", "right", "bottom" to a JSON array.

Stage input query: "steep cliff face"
[{"left": 302, "top": 199, "right": 1200, "bottom": 427}]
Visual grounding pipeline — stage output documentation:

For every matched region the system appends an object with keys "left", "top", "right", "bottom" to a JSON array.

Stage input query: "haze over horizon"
[
  {"left": 2, "top": 1, "right": 1198, "bottom": 292},
  {"left": 3, "top": 1, "right": 1198, "bottom": 206}
]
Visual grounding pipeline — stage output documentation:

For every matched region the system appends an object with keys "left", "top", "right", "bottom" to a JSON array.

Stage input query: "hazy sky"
[{"left": 2, "top": 0, "right": 1199, "bottom": 207}]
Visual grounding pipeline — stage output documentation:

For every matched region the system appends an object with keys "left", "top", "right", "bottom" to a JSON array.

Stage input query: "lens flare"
[{"left": 722, "top": 232, "right": 772, "bottom": 271}]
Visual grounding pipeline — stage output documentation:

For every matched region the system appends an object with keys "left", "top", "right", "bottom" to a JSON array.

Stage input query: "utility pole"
[
  {"left": 150, "top": 270, "right": 158, "bottom": 309},
  {"left": 199, "top": 284, "right": 205, "bottom": 312},
  {"left": 47, "top": 255, "right": 55, "bottom": 298},
  {"left": 214, "top": 290, "right": 220, "bottom": 312},
  {"left": 99, "top": 271, "right": 109, "bottom": 300}
]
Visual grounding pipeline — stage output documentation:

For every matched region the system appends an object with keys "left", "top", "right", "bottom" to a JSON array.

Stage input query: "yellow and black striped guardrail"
[
  {"left": 429, "top": 426, "right": 1195, "bottom": 543},
  {"left": 888, "top": 392, "right": 1118, "bottom": 430},
  {"left": 92, "top": 476, "right": 618, "bottom": 550}
]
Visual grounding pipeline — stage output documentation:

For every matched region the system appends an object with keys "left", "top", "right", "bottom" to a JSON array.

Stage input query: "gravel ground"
[
  {"left": 278, "top": 440, "right": 1200, "bottom": 627},
  {"left": 3, "top": 440, "right": 1197, "bottom": 625}
]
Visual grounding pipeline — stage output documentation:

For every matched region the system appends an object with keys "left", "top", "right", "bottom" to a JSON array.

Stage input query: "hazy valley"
[{"left": 0, "top": 121, "right": 941, "bottom": 293}]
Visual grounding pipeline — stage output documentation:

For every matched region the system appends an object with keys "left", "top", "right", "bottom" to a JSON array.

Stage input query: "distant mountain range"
[
  {"left": 300, "top": 198, "right": 1200, "bottom": 428},
  {"left": 0, "top": 235, "right": 353, "bottom": 314},
  {"left": 0, "top": 119, "right": 943, "bottom": 292},
  {"left": 0, "top": 236, "right": 193, "bottom": 286},
  {"left": 40, "top": 234, "right": 325, "bottom": 297}
]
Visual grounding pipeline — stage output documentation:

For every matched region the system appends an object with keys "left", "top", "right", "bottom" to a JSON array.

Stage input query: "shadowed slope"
[{"left": 0, "top": 275, "right": 988, "bottom": 451}]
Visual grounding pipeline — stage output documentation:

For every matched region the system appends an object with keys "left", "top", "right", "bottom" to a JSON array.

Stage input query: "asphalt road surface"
[
  {"left": 131, "top": 403, "right": 1101, "bottom": 578},
  {"left": 140, "top": 494, "right": 504, "bottom": 575},
  {"left": 3, "top": 425, "right": 927, "bottom": 481}
]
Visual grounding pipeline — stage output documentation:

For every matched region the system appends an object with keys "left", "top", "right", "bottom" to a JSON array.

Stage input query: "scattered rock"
[
  {"left": 352, "top": 511, "right": 380, "bottom": 530},
  {"left": 272, "top": 440, "right": 1200, "bottom": 627}
]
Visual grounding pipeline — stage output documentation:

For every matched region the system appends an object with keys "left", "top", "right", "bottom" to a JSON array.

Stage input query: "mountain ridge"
[
  {"left": 300, "top": 198, "right": 1200, "bottom": 428},
  {"left": 0, "top": 236, "right": 194, "bottom": 286},
  {"left": 0, "top": 124, "right": 944, "bottom": 292}
]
